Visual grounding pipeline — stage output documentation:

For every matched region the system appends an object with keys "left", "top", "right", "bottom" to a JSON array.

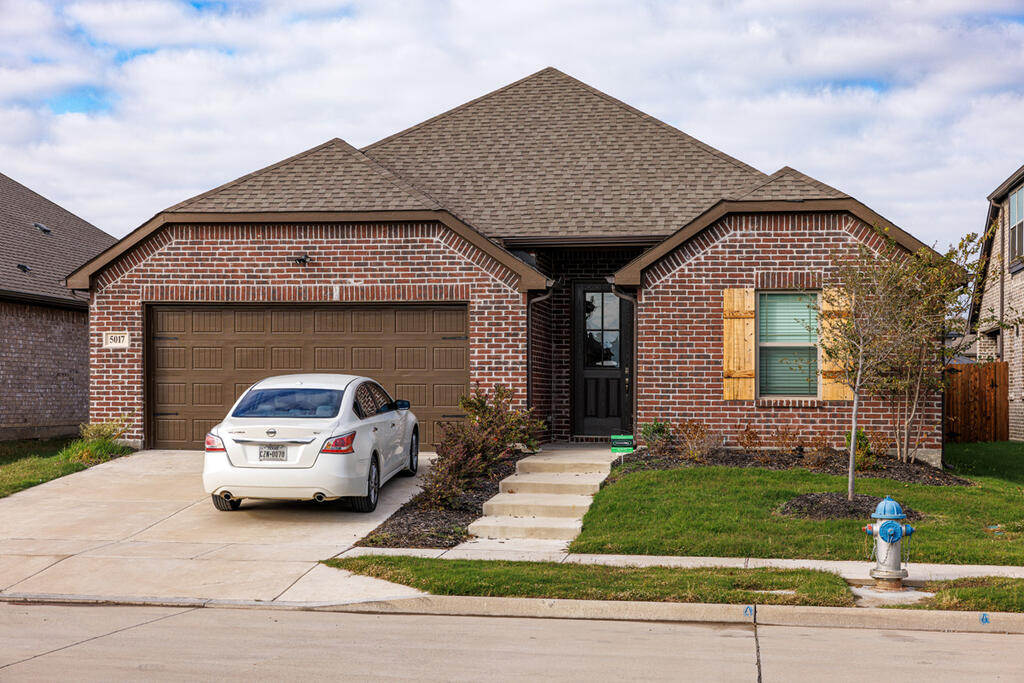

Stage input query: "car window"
[
  {"left": 354, "top": 384, "right": 377, "bottom": 419},
  {"left": 232, "top": 388, "right": 343, "bottom": 419},
  {"left": 369, "top": 384, "right": 393, "bottom": 414}
]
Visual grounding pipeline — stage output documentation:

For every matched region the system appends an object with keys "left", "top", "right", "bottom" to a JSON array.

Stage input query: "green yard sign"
[{"left": 611, "top": 434, "right": 635, "bottom": 454}]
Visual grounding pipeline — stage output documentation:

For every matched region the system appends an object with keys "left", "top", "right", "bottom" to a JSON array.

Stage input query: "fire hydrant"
[{"left": 863, "top": 496, "right": 915, "bottom": 591}]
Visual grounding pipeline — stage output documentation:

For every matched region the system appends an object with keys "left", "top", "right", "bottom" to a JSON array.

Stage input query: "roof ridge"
[
  {"left": 0, "top": 171, "right": 107, "bottom": 236},
  {"left": 168, "top": 138, "right": 350, "bottom": 213},
  {"left": 542, "top": 69, "right": 766, "bottom": 179},
  {"left": 364, "top": 67, "right": 766, "bottom": 180},
  {"left": 734, "top": 166, "right": 848, "bottom": 200},
  {"left": 362, "top": 67, "right": 560, "bottom": 153},
  {"left": 345, "top": 141, "right": 443, "bottom": 209}
]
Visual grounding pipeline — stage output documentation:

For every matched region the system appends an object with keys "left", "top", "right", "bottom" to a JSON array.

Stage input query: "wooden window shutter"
[
  {"left": 820, "top": 287, "right": 854, "bottom": 401},
  {"left": 723, "top": 288, "right": 755, "bottom": 400}
]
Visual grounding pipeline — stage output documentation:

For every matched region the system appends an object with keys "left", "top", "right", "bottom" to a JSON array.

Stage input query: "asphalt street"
[{"left": 1, "top": 603, "right": 1021, "bottom": 682}]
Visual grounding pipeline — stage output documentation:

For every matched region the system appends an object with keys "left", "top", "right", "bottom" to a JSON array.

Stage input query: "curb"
[{"left": 3, "top": 592, "right": 1022, "bottom": 634}]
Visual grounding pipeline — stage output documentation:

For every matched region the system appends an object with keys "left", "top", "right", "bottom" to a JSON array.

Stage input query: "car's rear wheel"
[
  {"left": 350, "top": 455, "right": 380, "bottom": 513},
  {"left": 399, "top": 430, "right": 419, "bottom": 476},
  {"left": 211, "top": 494, "right": 241, "bottom": 511}
]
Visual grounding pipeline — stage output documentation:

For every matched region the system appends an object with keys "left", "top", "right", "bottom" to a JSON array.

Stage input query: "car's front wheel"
[
  {"left": 350, "top": 455, "right": 380, "bottom": 513},
  {"left": 211, "top": 494, "right": 241, "bottom": 511},
  {"left": 400, "top": 430, "right": 419, "bottom": 476}
]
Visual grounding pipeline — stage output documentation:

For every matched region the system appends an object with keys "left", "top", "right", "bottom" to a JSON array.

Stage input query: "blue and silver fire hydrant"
[{"left": 863, "top": 496, "right": 915, "bottom": 591}]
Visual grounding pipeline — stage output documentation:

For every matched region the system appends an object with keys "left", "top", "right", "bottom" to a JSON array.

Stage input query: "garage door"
[{"left": 148, "top": 304, "right": 469, "bottom": 449}]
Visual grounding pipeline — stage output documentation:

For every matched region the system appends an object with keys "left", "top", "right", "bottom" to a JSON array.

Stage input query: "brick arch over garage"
[{"left": 89, "top": 221, "right": 528, "bottom": 448}]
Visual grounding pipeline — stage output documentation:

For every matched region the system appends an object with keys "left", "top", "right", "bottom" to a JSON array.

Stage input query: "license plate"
[{"left": 258, "top": 445, "right": 287, "bottom": 461}]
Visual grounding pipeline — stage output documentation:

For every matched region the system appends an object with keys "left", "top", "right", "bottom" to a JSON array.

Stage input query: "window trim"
[
  {"left": 1009, "top": 186, "right": 1024, "bottom": 264},
  {"left": 755, "top": 290, "right": 821, "bottom": 399}
]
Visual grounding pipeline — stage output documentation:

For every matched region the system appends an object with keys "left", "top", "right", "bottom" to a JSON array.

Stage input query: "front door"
[{"left": 573, "top": 283, "right": 633, "bottom": 436}]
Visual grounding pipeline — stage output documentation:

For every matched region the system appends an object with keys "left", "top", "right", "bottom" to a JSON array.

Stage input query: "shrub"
[
  {"left": 845, "top": 428, "right": 881, "bottom": 471},
  {"left": 79, "top": 417, "right": 128, "bottom": 442},
  {"left": 676, "top": 420, "right": 723, "bottom": 463},
  {"left": 421, "top": 385, "right": 543, "bottom": 509},
  {"left": 736, "top": 424, "right": 761, "bottom": 452},
  {"left": 768, "top": 425, "right": 803, "bottom": 455},
  {"left": 802, "top": 434, "right": 834, "bottom": 468},
  {"left": 640, "top": 421, "right": 676, "bottom": 458}
]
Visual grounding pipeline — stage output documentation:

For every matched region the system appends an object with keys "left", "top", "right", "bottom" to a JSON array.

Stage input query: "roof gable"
[
  {"left": 734, "top": 166, "right": 849, "bottom": 201},
  {"left": 0, "top": 172, "right": 115, "bottom": 306},
  {"left": 169, "top": 138, "right": 440, "bottom": 213},
  {"left": 363, "top": 67, "right": 768, "bottom": 241}
]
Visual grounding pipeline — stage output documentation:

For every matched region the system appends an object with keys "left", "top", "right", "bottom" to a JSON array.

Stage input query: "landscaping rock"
[{"left": 777, "top": 492, "right": 924, "bottom": 520}]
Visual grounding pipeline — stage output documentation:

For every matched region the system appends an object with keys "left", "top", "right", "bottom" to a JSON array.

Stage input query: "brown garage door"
[{"left": 147, "top": 304, "right": 469, "bottom": 449}]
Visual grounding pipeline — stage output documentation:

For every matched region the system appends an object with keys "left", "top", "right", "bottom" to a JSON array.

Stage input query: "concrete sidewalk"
[{"left": 339, "top": 538, "right": 1024, "bottom": 583}]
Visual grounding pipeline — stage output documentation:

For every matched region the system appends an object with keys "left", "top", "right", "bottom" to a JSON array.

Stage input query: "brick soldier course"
[{"left": 69, "top": 68, "right": 940, "bottom": 454}]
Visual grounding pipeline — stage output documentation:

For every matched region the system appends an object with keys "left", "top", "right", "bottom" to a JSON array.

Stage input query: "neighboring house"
[
  {"left": 1, "top": 172, "right": 116, "bottom": 440},
  {"left": 969, "top": 163, "right": 1024, "bottom": 439},
  {"left": 67, "top": 68, "right": 941, "bottom": 460}
]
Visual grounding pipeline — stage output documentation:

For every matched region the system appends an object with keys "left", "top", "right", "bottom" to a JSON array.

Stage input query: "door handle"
[
  {"left": 372, "top": 427, "right": 379, "bottom": 433},
  {"left": 390, "top": 423, "right": 397, "bottom": 428}
]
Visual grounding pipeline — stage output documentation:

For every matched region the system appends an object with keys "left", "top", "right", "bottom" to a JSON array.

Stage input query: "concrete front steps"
[{"left": 467, "top": 447, "right": 618, "bottom": 542}]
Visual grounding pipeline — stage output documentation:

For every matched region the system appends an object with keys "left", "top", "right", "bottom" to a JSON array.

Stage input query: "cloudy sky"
[{"left": 2, "top": 0, "right": 1023, "bottom": 247}]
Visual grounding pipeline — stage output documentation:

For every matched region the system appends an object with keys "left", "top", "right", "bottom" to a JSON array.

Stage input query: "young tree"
[
  {"left": 868, "top": 225, "right": 1009, "bottom": 463},
  {"left": 818, "top": 245, "right": 906, "bottom": 500}
]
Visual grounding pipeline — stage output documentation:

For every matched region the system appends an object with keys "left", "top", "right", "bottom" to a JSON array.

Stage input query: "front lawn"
[
  {"left": 327, "top": 555, "right": 854, "bottom": 606},
  {"left": 568, "top": 442, "right": 1024, "bottom": 565},
  {"left": 907, "top": 576, "right": 1024, "bottom": 613},
  {"left": 0, "top": 436, "right": 132, "bottom": 498}
]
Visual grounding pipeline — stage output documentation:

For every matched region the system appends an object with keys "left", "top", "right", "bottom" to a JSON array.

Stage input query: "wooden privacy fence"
[{"left": 945, "top": 361, "right": 1008, "bottom": 443}]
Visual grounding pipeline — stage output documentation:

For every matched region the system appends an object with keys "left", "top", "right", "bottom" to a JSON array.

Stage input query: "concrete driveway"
[{"left": 0, "top": 450, "right": 428, "bottom": 604}]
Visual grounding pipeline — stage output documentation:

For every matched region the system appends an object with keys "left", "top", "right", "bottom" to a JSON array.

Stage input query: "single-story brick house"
[
  {"left": 1, "top": 172, "right": 116, "bottom": 440},
  {"left": 67, "top": 68, "right": 941, "bottom": 457}
]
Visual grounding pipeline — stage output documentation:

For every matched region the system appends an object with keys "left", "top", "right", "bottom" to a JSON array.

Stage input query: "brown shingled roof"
[
  {"left": 362, "top": 67, "right": 768, "bottom": 241},
  {"left": 0, "top": 172, "right": 115, "bottom": 307},
  {"left": 733, "top": 166, "right": 849, "bottom": 201},
  {"left": 169, "top": 138, "right": 440, "bottom": 213}
]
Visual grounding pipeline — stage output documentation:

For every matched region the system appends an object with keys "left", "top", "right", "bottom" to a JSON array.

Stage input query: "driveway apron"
[{"left": 0, "top": 450, "right": 426, "bottom": 603}]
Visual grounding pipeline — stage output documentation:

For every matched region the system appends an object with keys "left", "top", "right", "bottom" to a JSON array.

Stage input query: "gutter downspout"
[
  {"left": 526, "top": 280, "right": 556, "bottom": 413},
  {"left": 608, "top": 279, "right": 638, "bottom": 435}
]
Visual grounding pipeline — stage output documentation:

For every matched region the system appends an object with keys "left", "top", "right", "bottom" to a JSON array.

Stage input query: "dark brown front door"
[
  {"left": 572, "top": 283, "right": 633, "bottom": 436},
  {"left": 147, "top": 304, "right": 469, "bottom": 449}
]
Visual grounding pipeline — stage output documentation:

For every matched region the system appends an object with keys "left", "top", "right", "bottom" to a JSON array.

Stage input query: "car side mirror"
[{"left": 394, "top": 399, "right": 411, "bottom": 411}]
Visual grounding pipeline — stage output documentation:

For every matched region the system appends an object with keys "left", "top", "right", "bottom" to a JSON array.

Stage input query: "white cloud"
[{"left": 0, "top": 0, "right": 1022, "bottom": 249}]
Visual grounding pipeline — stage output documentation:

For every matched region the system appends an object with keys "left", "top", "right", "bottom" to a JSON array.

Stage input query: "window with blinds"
[
  {"left": 757, "top": 292, "right": 818, "bottom": 397},
  {"left": 1010, "top": 187, "right": 1024, "bottom": 263}
]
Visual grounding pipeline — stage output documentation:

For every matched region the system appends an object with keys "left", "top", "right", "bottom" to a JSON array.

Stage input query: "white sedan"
[{"left": 202, "top": 374, "right": 419, "bottom": 513}]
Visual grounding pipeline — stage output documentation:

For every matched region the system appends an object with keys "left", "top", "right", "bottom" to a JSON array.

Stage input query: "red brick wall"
[
  {"left": 0, "top": 300, "right": 88, "bottom": 439},
  {"left": 636, "top": 212, "right": 943, "bottom": 450},
  {"left": 89, "top": 222, "right": 527, "bottom": 446}
]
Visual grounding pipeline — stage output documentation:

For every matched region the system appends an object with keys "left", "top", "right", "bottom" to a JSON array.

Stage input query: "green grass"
[
  {"left": 0, "top": 437, "right": 132, "bottom": 499},
  {"left": 568, "top": 442, "right": 1024, "bottom": 565},
  {"left": 905, "top": 577, "right": 1024, "bottom": 613},
  {"left": 327, "top": 555, "right": 854, "bottom": 606}
]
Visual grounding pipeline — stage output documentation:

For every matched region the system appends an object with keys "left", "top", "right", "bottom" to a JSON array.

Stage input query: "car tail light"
[
  {"left": 321, "top": 431, "right": 356, "bottom": 454},
  {"left": 205, "top": 434, "right": 226, "bottom": 451}
]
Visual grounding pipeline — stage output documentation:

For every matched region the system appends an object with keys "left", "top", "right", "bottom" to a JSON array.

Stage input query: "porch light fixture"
[{"left": 293, "top": 253, "right": 312, "bottom": 266}]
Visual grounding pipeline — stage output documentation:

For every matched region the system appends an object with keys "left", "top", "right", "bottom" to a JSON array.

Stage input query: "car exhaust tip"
[
  {"left": 313, "top": 492, "right": 326, "bottom": 503},
  {"left": 221, "top": 492, "right": 233, "bottom": 501}
]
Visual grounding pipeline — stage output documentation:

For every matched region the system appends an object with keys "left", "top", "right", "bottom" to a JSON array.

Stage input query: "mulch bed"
[
  {"left": 777, "top": 492, "right": 924, "bottom": 520},
  {"left": 356, "top": 451, "right": 531, "bottom": 549},
  {"left": 607, "top": 448, "right": 971, "bottom": 487}
]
